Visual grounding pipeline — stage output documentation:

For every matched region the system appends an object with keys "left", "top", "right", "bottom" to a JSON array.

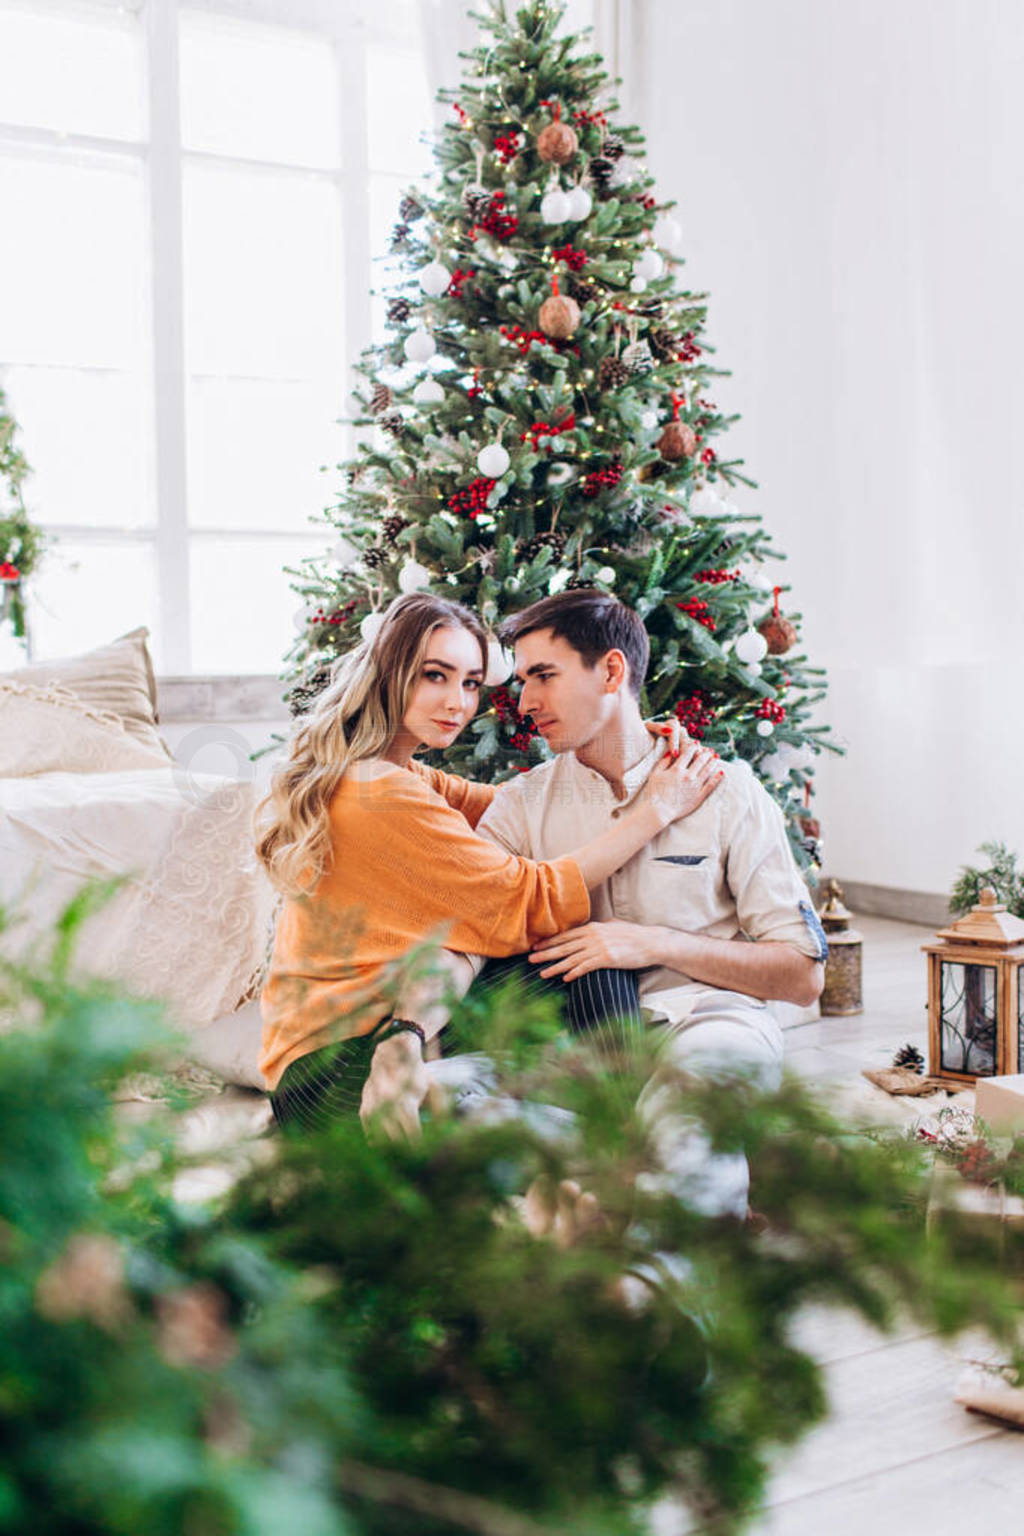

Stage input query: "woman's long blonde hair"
[{"left": 256, "top": 592, "right": 488, "bottom": 896}]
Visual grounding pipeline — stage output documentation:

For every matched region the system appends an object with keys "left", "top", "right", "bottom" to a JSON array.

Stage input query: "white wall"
[{"left": 634, "top": 0, "right": 1024, "bottom": 894}]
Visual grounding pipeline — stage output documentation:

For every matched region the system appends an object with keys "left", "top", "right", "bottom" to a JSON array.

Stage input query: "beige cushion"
[
  {"left": 0, "top": 681, "right": 170, "bottom": 777},
  {"left": 2, "top": 627, "right": 170, "bottom": 758}
]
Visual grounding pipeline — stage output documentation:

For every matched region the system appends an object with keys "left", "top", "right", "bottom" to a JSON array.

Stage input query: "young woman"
[{"left": 256, "top": 592, "right": 722, "bottom": 1127}]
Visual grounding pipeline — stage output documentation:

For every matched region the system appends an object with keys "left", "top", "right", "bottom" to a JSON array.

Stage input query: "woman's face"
[{"left": 399, "top": 624, "right": 485, "bottom": 753}]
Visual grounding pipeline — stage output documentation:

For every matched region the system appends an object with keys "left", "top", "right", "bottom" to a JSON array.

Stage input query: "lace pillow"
[
  {"left": 0, "top": 681, "right": 172, "bottom": 777},
  {"left": 2, "top": 627, "right": 170, "bottom": 758}
]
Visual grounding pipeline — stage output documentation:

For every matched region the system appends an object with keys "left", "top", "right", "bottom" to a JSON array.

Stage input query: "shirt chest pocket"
[{"left": 619, "top": 851, "right": 714, "bottom": 927}]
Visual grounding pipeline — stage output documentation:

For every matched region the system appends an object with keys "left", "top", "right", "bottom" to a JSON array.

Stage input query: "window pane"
[
  {"left": 365, "top": 45, "right": 433, "bottom": 177},
  {"left": 187, "top": 376, "right": 344, "bottom": 533},
  {"left": 189, "top": 535, "right": 325, "bottom": 674},
  {"left": 0, "top": 154, "right": 146, "bottom": 368},
  {"left": 180, "top": 9, "right": 339, "bottom": 169},
  {"left": 4, "top": 365, "right": 154, "bottom": 528},
  {"left": 28, "top": 537, "right": 159, "bottom": 664},
  {"left": 183, "top": 162, "right": 344, "bottom": 378},
  {"left": 0, "top": 4, "right": 145, "bottom": 141}
]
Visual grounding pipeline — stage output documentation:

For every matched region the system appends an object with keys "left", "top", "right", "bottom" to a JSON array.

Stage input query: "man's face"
[{"left": 513, "top": 628, "right": 616, "bottom": 754}]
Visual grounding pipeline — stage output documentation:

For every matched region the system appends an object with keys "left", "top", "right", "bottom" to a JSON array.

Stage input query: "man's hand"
[
  {"left": 529, "top": 920, "right": 656, "bottom": 981},
  {"left": 360, "top": 1030, "right": 432, "bottom": 1139}
]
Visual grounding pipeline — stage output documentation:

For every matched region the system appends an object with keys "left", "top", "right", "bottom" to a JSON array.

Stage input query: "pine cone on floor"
[
  {"left": 597, "top": 355, "right": 630, "bottom": 391},
  {"left": 893, "top": 1043, "right": 925, "bottom": 1074},
  {"left": 387, "top": 296, "right": 411, "bottom": 325}
]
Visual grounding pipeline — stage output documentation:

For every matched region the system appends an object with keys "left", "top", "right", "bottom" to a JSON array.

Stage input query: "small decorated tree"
[
  {"left": 283, "top": 0, "right": 834, "bottom": 868},
  {"left": 0, "top": 384, "right": 45, "bottom": 646}
]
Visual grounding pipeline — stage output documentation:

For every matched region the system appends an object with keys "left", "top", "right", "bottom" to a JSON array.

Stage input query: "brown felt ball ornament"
[
  {"left": 539, "top": 273, "right": 581, "bottom": 339},
  {"left": 537, "top": 119, "right": 579, "bottom": 165},
  {"left": 658, "top": 420, "right": 697, "bottom": 461},
  {"left": 759, "top": 587, "right": 799, "bottom": 653}
]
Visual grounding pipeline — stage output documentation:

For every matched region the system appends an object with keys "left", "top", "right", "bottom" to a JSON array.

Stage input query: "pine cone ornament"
[
  {"left": 597, "top": 355, "right": 630, "bottom": 391},
  {"left": 390, "top": 222, "right": 411, "bottom": 250},
  {"left": 382, "top": 514, "right": 410, "bottom": 545},
  {"left": 521, "top": 530, "right": 567, "bottom": 563},
  {"left": 649, "top": 325, "right": 679, "bottom": 360},
  {"left": 462, "top": 183, "right": 491, "bottom": 220},
  {"left": 893, "top": 1042, "right": 925, "bottom": 1074},
  {"left": 759, "top": 613, "right": 799, "bottom": 654},
  {"left": 588, "top": 155, "right": 614, "bottom": 190},
  {"left": 362, "top": 546, "right": 388, "bottom": 571},
  {"left": 378, "top": 410, "right": 405, "bottom": 438},
  {"left": 622, "top": 340, "right": 654, "bottom": 376},
  {"left": 565, "top": 574, "right": 596, "bottom": 589},
  {"left": 288, "top": 664, "right": 333, "bottom": 717},
  {"left": 602, "top": 135, "right": 626, "bottom": 161},
  {"left": 370, "top": 382, "right": 392, "bottom": 416},
  {"left": 658, "top": 421, "right": 698, "bottom": 461},
  {"left": 568, "top": 273, "right": 599, "bottom": 305},
  {"left": 387, "top": 296, "right": 411, "bottom": 325},
  {"left": 399, "top": 194, "right": 424, "bottom": 221}
]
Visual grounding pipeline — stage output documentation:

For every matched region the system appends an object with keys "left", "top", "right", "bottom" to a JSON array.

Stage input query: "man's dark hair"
[{"left": 498, "top": 590, "right": 650, "bottom": 699}]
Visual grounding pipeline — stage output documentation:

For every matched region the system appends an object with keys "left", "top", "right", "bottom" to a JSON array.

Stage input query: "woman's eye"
[
  {"left": 424, "top": 670, "right": 445, "bottom": 683},
  {"left": 465, "top": 679, "right": 481, "bottom": 692}
]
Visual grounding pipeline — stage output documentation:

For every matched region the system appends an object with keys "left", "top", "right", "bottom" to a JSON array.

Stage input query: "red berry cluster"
[
  {"left": 500, "top": 323, "right": 547, "bottom": 355},
  {"left": 0, "top": 561, "right": 20, "bottom": 581},
  {"left": 491, "top": 687, "right": 539, "bottom": 752},
  {"left": 641, "top": 195, "right": 657, "bottom": 211},
  {"left": 467, "top": 369, "right": 484, "bottom": 399},
  {"left": 677, "top": 331, "right": 703, "bottom": 363},
  {"left": 452, "top": 102, "right": 470, "bottom": 126},
  {"left": 695, "top": 568, "right": 740, "bottom": 585},
  {"left": 447, "top": 476, "right": 496, "bottom": 520},
  {"left": 446, "top": 266, "right": 476, "bottom": 298},
  {"left": 958, "top": 1139, "right": 997, "bottom": 1185},
  {"left": 310, "top": 598, "right": 358, "bottom": 628},
  {"left": 572, "top": 107, "right": 607, "bottom": 128},
  {"left": 581, "top": 460, "right": 624, "bottom": 498},
  {"left": 674, "top": 689, "right": 716, "bottom": 740},
  {"left": 475, "top": 190, "right": 518, "bottom": 240},
  {"left": 520, "top": 413, "right": 576, "bottom": 451},
  {"left": 676, "top": 597, "right": 716, "bottom": 631},
  {"left": 552, "top": 243, "right": 588, "bottom": 271},
  {"left": 755, "top": 699, "right": 786, "bottom": 724},
  {"left": 493, "top": 131, "right": 521, "bottom": 165},
  {"left": 701, "top": 447, "right": 717, "bottom": 466}
]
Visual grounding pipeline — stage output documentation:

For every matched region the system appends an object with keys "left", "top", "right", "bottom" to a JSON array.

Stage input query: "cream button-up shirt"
[{"left": 475, "top": 742, "right": 827, "bottom": 1026}]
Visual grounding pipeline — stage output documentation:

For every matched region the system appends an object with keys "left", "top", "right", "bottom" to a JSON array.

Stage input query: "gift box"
[{"left": 975, "top": 1073, "right": 1024, "bottom": 1137}]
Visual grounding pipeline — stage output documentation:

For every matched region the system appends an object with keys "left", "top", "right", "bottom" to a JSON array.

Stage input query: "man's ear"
[{"left": 602, "top": 648, "right": 629, "bottom": 695}]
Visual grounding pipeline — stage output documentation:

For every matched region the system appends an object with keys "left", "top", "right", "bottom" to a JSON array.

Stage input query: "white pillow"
[{"left": 0, "top": 681, "right": 171, "bottom": 777}]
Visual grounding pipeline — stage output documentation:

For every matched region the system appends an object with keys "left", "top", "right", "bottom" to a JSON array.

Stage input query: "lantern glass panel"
[
  {"left": 939, "top": 961, "right": 998, "bottom": 1076},
  {"left": 1018, "top": 962, "right": 1024, "bottom": 1071}
]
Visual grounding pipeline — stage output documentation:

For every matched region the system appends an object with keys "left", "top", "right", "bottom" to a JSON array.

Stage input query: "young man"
[{"left": 472, "top": 589, "right": 827, "bottom": 1215}]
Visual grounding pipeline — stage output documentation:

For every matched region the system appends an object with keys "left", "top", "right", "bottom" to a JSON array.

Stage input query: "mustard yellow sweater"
[{"left": 259, "top": 762, "right": 590, "bottom": 1088}]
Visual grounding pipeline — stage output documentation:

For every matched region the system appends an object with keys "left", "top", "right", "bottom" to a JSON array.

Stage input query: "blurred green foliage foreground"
[{"left": 1, "top": 893, "right": 1021, "bottom": 1536}]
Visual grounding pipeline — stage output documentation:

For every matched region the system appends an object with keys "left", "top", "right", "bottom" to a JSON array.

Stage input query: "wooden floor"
[{"left": 653, "top": 915, "right": 1024, "bottom": 1535}]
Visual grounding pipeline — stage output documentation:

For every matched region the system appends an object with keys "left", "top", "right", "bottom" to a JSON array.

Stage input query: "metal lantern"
[
  {"left": 923, "top": 888, "right": 1024, "bottom": 1084},
  {"left": 818, "top": 879, "right": 863, "bottom": 1016}
]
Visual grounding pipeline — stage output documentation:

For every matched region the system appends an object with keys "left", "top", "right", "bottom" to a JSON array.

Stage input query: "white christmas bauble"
[
  {"left": 689, "top": 484, "right": 726, "bottom": 518},
  {"left": 745, "top": 662, "right": 763, "bottom": 680},
  {"left": 547, "top": 461, "right": 575, "bottom": 486},
  {"left": 360, "top": 611, "right": 386, "bottom": 644},
  {"left": 596, "top": 566, "right": 616, "bottom": 585},
  {"left": 635, "top": 248, "right": 664, "bottom": 281},
  {"left": 609, "top": 155, "right": 638, "bottom": 187},
  {"left": 640, "top": 409, "right": 659, "bottom": 430},
  {"left": 412, "top": 378, "right": 444, "bottom": 406},
  {"left": 629, "top": 275, "right": 648, "bottom": 294},
  {"left": 655, "top": 213, "right": 684, "bottom": 256},
  {"left": 484, "top": 638, "right": 514, "bottom": 686},
  {"left": 734, "top": 628, "right": 769, "bottom": 665},
  {"left": 403, "top": 327, "right": 435, "bottom": 363},
  {"left": 397, "top": 559, "right": 432, "bottom": 594},
  {"left": 565, "top": 185, "right": 592, "bottom": 221},
  {"left": 760, "top": 750, "right": 790, "bottom": 779},
  {"left": 477, "top": 441, "right": 510, "bottom": 477},
  {"left": 540, "top": 188, "right": 571, "bottom": 224},
  {"left": 756, "top": 719, "right": 775, "bottom": 738},
  {"left": 292, "top": 606, "right": 316, "bottom": 633},
  {"left": 418, "top": 261, "right": 450, "bottom": 297},
  {"left": 331, "top": 537, "right": 359, "bottom": 568},
  {"left": 789, "top": 743, "right": 817, "bottom": 771}
]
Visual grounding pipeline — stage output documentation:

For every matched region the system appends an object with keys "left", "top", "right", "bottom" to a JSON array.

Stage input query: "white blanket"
[{"left": 0, "top": 769, "right": 276, "bottom": 1081}]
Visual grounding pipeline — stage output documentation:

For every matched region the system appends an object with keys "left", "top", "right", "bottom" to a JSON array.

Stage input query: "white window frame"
[{"left": 0, "top": 0, "right": 415, "bottom": 673}]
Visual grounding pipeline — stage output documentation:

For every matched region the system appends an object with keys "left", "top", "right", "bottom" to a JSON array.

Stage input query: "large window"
[{"left": 0, "top": 0, "right": 431, "bottom": 672}]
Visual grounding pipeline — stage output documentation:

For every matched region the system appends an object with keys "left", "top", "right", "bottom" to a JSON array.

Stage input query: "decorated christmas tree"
[
  {"left": 0, "top": 384, "right": 45, "bottom": 644},
  {"left": 285, "top": 0, "right": 834, "bottom": 869}
]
